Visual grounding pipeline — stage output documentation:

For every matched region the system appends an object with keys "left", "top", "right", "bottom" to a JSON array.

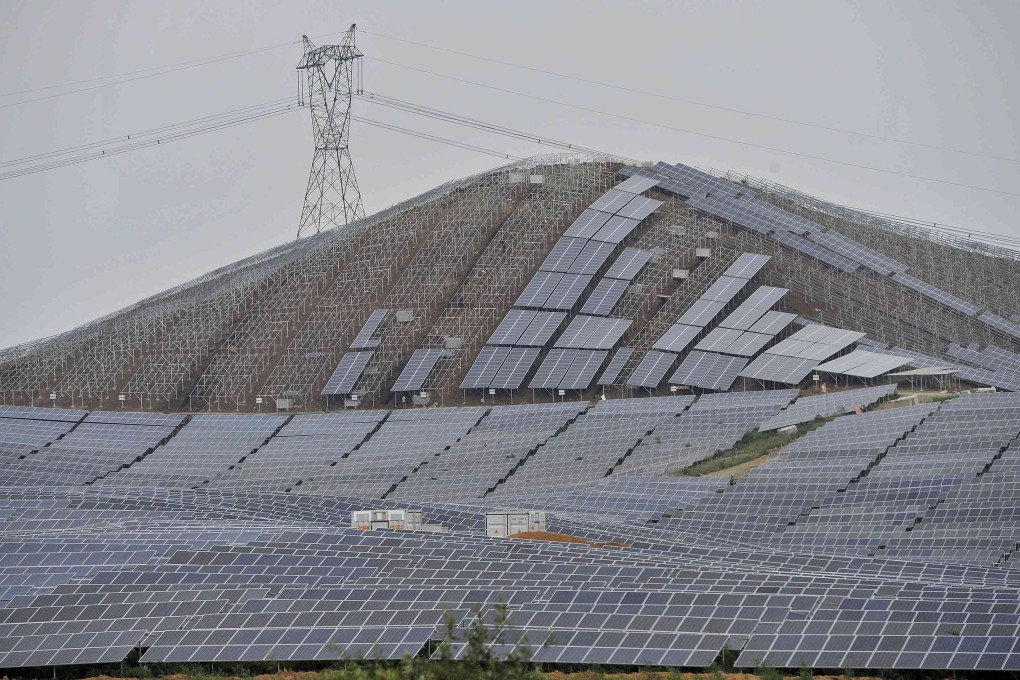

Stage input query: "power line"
[
  {"left": 352, "top": 116, "right": 521, "bottom": 160},
  {"left": 359, "top": 27, "right": 1020, "bottom": 166},
  {"left": 0, "top": 103, "right": 300, "bottom": 181},
  {"left": 366, "top": 56, "right": 1020, "bottom": 200},
  {"left": 355, "top": 91, "right": 606, "bottom": 156},
  {"left": 0, "top": 97, "right": 295, "bottom": 167},
  {"left": 354, "top": 91, "right": 1020, "bottom": 247}
]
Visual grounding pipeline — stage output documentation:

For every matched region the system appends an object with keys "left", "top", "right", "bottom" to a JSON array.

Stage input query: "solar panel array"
[
  {"left": 597, "top": 347, "right": 635, "bottom": 386},
  {"left": 494, "top": 396, "right": 694, "bottom": 495},
  {"left": 465, "top": 178, "right": 664, "bottom": 392},
  {"left": 760, "top": 384, "right": 897, "bottom": 431},
  {"left": 627, "top": 163, "right": 1014, "bottom": 341},
  {"left": 668, "top": 351, "right": 749, "bottom": 391},
  {"left": 391, "top": 348, "right": 445, "bottom": 392},
  {"left": 391, "top": 403, "right": 585, "bottom": 500},
  {"left": 321, "top": 351, "right": 373, "bottom": 396},
  {"left": 3, "top": 392, "right": 1020, "bottom": 672},
  {"left": 815, "top": 349, "right": 912, "bottom": 378},
  {"left": 295, "top": 407, "right": 485, "bottom": 498},
  {"left": 741, "top": 324, "right": 866, "bottom": 384},
  {"left": 618, "top": 390, "right": 797, "bottom": 475},
  {"left": 350, "top": 309, "right": 388, "bottom": 349}
]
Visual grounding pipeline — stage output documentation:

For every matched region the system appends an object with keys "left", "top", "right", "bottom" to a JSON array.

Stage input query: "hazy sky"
[{"left": 1, "top": 0, "right": 1017, "bottom": 349}]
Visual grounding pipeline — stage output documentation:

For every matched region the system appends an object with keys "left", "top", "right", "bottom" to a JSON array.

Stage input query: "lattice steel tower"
[{"left": 295, "top": 25, "right": 365, "bottom": 239}]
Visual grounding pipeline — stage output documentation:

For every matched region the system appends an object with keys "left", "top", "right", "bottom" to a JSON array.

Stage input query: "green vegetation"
[{"left": 669, "top": 415, "right": 834, "bottom": 478}]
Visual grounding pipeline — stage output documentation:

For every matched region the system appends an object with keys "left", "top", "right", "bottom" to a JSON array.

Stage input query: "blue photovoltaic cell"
[
  {"left": 350, "top": 309, "right": 388, "bottom": 349},
  {"left": 515, "top": 271, "right": 564, "bottom": 308},
  {"left": 540, "top": 238, "right": 587, "bottom": 273},
  {"left": 593, "top": 215, "right": 641, "bottom": 244},
  {"left": 597, "top": 347, "right": 635, "bottom": 385},
  {"left": 563, "top": 209, "right": 612, "bottom": 239},
  {"left": 653, "top": 324, "right": 702, "bottom": 353},
  {"left": 529, "top": 348, "right": 579, "bottom": 389},
  {"left": 605, "top": 248, "right": 654, "bottom": 281},
  {"left": 516, "top": 311, "right": 567, "bottom": 347},
  {"left": 490, "top": 347, "right": 541, "bottom": 389},
  {"left": 669, "top": 351, "right": 748, "bottom": 391},
  {"left": 567, "top": 241, "right": 616, "bottom": 276},
  {"left": 461, "top": 346, "right": 511, "bottom": 389},
  {"left": 321, "top": 351, "right": 373, "bottom": 396},
  {"left": 391, "top": 349, "right": 444, "bottom": 392},
  {"left": 581, "top": 278, "right": 629, "bottom": 316},
  {"left": 487, "top": 309, "right": 538, "bottom": 345},
  {"left": 558, "top": 350, "right": 609, "bottom": 390},
  {"left": 542, "top": 274, "right": 592, "bottom": 310},
  {"left": 626, "top": 350, "right": 678, "bottom": 388}
]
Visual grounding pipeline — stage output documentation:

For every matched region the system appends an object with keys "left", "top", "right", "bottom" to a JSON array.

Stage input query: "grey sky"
[{"left": 1, "top": 0, "right": 1017, "bottom": 349}]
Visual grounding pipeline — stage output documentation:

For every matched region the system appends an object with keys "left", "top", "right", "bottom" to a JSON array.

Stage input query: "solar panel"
[
  {"left": 766, "top": 324, "right": 866, "bottom": 361},
  {"left": 615, "top": 195, "right": 662, "bottom": 221},
  {"left": 695, "top": 327, "right": 745, "bottom": 353},
  {"left": 720, "top": 287, "right": 788, "bottom": 330},
  {"left": 558, "top": 350, "right": 609, "bottom": 390},
  {"left": 542, "top": 273, "right": 592, "bottom": 310},
  {"left": 460, "top": 346, "right": 512, "bottom": 389},
  {"left": 626, "top": 350, "right": 678, "bottom": 388},
  {"left": 539, "top": 237, "right": 587, "bottom": 273},
  {"left": 588, "top": 189, "right": 634, "bottom": 213},
  {"left": 669, "top": 351, "right": 749, "bottom": 391},
  {"left": 749, "top": 310, "right": 797, "bottom": 335},
  {"left": 702, "top": 275, "right": 749, "bottom": 303},
  {"left": 583, "top": 317, "right": 632, "bottom": 350},
  {"left": 529, "top": 349, "right": 579, "bottom": 389},
  {"left": 562, "top": 209, "right": 612, "bottom": 239},
  {"left": 516, "top": 311, "right": 567, "bottom": 347},
  {"left": 567, "top": 241, "right": 616, "bottom": 275},
  {"left": 721, "top": 330, "right": 774, "bottom": 357},
  {"left": 554, "top": 315, "right": 604, "bottom": 348},
  {"left": 490, "top": 347, "right": 541, "bottom": 389},
  {"left": 653, "top": 324, "right": 701, "bottom": 353},
  {"left": 391, "top": 349, "right": 444, "bottom": 392},
  {"left": 592, "top": 215, "right": 641, "bottom": 244},
  {"left": 613, "top": 175, "right": 659, "bottom": 194},
  {"left": 350, "top": 309, "right": 388, "bottom": 349},
  {"left": 597, "top": 347, "right": 635, "bottom": 385},
  {"left": 653, "top": 162, "right": 756, "bottom": 200},
  {"left": 723, "top": 253, "right": 771, "bottom": 280},
  {"left": 815, "top": 350, "right": 911, "bottom": 378},
  {"left": 739, "top": 353, "right": 819, "bottom": 384},
  {"left": 555, "top": 315, "right": 632, "bottom": 350},
  {"left": 772, "top": 231, "right": 861, "bottom": 273},
  {"left": 604, "top": 247, "right": 654, "bottom": 281},
  {"left": 321, "top": 351, "right": 373, "bottom": 396},
  {"left": 676, "top": 299, "right": 728, "bottom": 327},
  {"left": 580, "top": 278, "right": 629, "bottom": 316},
  {"left": 515, "top": 271, "right": 564, "bottom": 308},
  {"left": 487, "top": 309, "right": 538, "bottom": 345},
  {"left": 891, "top": 273, "right": 981, "bottom": 317}
]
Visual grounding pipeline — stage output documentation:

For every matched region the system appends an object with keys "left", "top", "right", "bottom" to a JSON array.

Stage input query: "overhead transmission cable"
[
  {"left": 365, "top": 56, "right": 1020, "bottom": 200},
  {"left": 0, "top": 100, "right": 300, "bottom": 181},
  {"left": 355, "top": 91, "right": 1020, "bottom": 249},
  {"left": 0, "top": 97, "right": 296, "bottom": 167},
  {"left": 354, "top": 91, "right": 607, "bottom": 157},
  {"left": 359, "top": 27, "right": 1019, "bottom": 166},
  {"left": 351, "top": 116, "right": 520, "bottom": 160}
]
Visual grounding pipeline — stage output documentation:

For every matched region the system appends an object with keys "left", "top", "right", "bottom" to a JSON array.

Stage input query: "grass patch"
[{"left": 669, "top": 416, "right": 834, "bottom": 478}]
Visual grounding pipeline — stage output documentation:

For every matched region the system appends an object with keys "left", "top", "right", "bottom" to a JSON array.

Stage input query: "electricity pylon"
[{"left": 295, "top": 24, "right": 365, "bottom": 239}]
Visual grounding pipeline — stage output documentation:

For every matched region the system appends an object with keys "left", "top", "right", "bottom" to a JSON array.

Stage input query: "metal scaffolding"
[{"left": 4, "top": 156, "right": 1020, "bottom": 410}]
